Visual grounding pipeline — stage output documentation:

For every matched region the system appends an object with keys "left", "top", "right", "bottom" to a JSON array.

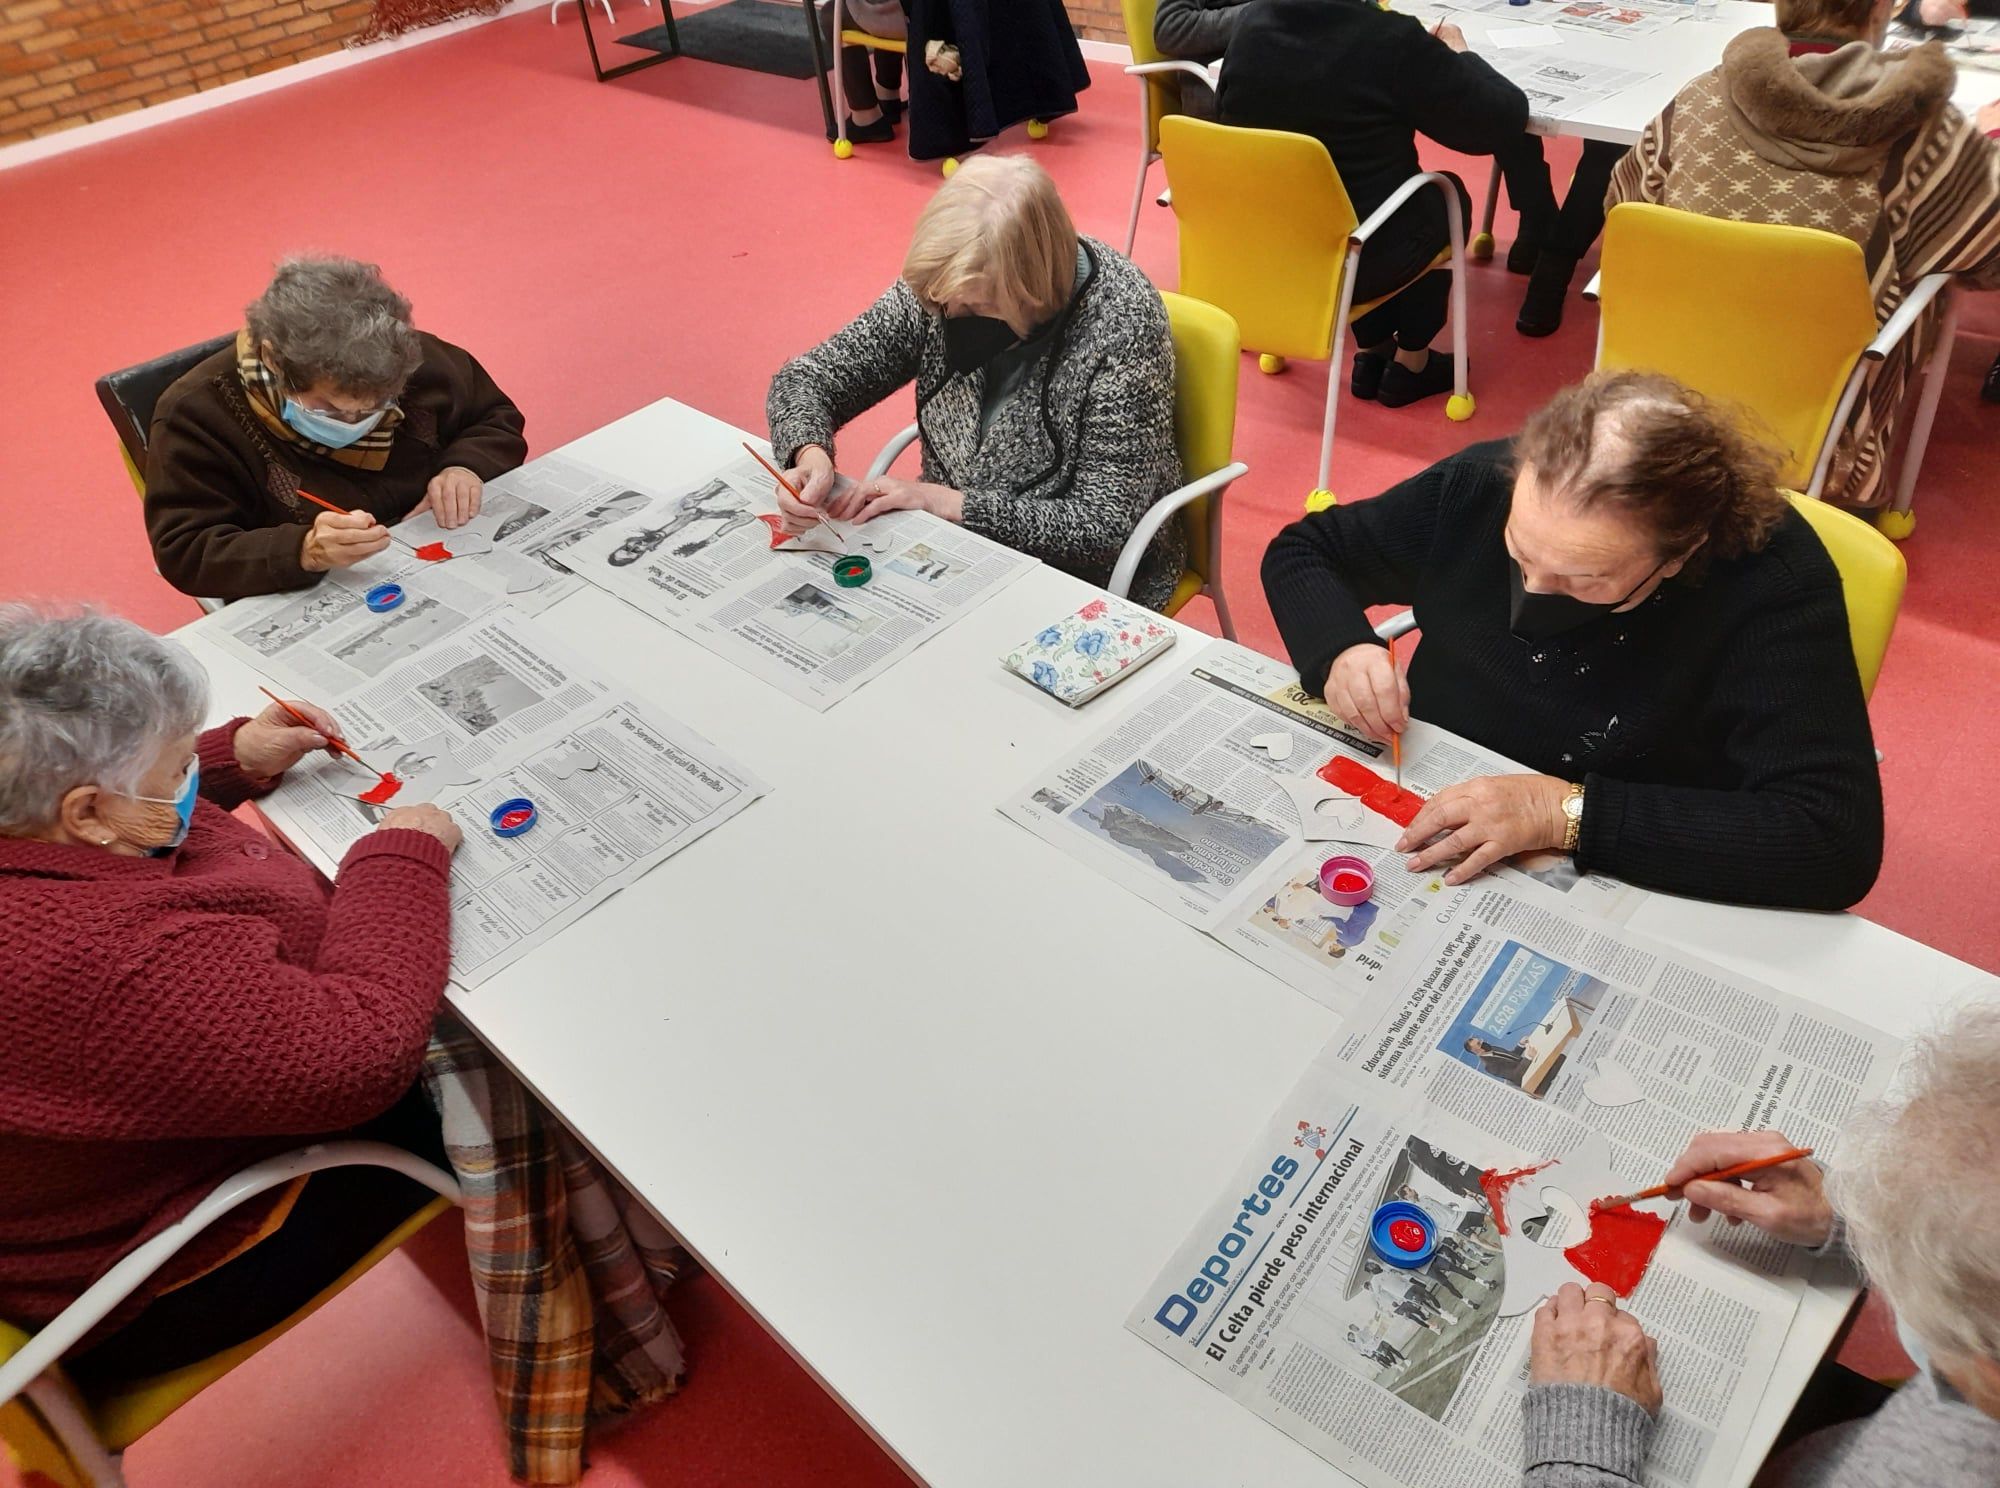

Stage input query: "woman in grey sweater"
[
  {"left": 1524, "top": 999, "right": 2000, "bottom": 1486},
  {"left": 766, "top": 156, "right": 1186, "bottom": 611}
]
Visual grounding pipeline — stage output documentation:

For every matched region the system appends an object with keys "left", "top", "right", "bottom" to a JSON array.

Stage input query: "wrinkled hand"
[
  {"left": 1920, "top": 0, "right": 1970, "bottom": 25},
  {"left": 1662, "top": 1131, "right": 1832, "bottom": 1246},
  {"left": 850, "top": 474, "right": 964, "bottom": 525},
  {"left": 234, "top": 697, "right": 337, "bottom": 782},
  {"left": 1434, "top": 20, "right": 1469, "bottom": 51},
  {"left": 301, "top": 509, "right": 391, "bottom": 572},
  {"left": 376, "top": 802, "right": 463, "bottom": 853},
  {"left": 1531, "top": 1284, "right": 1663, "bottom": 1414},
  {"left": 1324, "top": 642, "right": 1409, "bottom": 741},
  {"left": 1397, "top": 772, "right": 1569, "bottom": 884},
  {"left": 778, "top": 446, "right": 836, "bottom": 534},
  {"left": 415, "top": 466, "right": 483, "bottom": 529}
]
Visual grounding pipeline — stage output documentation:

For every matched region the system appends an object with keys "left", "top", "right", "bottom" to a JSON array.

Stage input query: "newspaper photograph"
[
  {"left": 1129, "top": 1042, "right": 1802, "bottom": 1488},
  {"left": 1412, "top": 0, "right": 1686, "bottom": 36},
  {"left": 1002, "top": 640, "right": 1646, "bottom": 1018},
  {"left": 253, "top": 611, "right": 767, "bottom": 987},
  {"left": 562, "top": 452, "right": 1036, "bottom": 710}
]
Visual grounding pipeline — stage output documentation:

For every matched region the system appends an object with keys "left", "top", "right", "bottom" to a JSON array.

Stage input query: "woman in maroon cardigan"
[{"left": 0, "top": 606, "right": 461, "bottom": 1385}]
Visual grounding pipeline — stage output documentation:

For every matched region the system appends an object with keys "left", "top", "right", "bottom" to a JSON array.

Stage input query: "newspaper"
[
  {"left": 563, "top": 452, "right": 1036, "bottom": 710},
  {"left": 1129, "top": 904, "right": 1903, "bottom": 1488},
  {"left": 1486, "top": 47, "right": 1659, "bottom": 118},
  {"left": 251, "top": 610, "right": 767, "bottom": 988},
  {"left": 1414, "top": 0, "right": 1687, "bottom": 36},
  {"left": 1891, "top": 12, "right": 2000, "bottom": 69},
  {"left": 1001, "top": 641, "right": 1646, "bottom": 1019}
]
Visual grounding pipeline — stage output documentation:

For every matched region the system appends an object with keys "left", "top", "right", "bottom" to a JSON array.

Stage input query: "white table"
[{"left": 176, "top": 397, "right": 1993, "bottom": 1488}]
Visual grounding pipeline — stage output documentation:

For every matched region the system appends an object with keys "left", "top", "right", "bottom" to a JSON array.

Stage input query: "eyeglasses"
[{"left": 272, "top": 364, "right": 399, "bottom": 423}]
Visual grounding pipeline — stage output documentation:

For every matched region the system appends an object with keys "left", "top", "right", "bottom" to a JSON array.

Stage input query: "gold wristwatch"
[{"left": 1560, "top": 782, "right": 1585, "bottom": 854}]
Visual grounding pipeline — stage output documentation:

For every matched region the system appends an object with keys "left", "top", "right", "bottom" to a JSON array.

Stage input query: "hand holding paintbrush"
[
  {"left": 1603, "top": 1133, "right": 1830, "bottom": 1246},
  {"left": 256, "top": 686, "right": 404, "bottom": 804}
]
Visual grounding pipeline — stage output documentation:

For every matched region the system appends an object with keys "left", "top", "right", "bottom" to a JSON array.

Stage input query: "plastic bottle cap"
[
  {"left": 490, "top": 798, "right": 538, "bottom": 837},
  {"left": 365, "top": 582, "right": 405, "bottom": 613},
  {"left": 1369, "top": 1201, "right": 1440, "bottom": 1268},
  {"left": 833, "top": 555, "right": 872, "bottom": 588},
  {"left": 1319, "top": 854, "right": 1375, "bottom": 907}
]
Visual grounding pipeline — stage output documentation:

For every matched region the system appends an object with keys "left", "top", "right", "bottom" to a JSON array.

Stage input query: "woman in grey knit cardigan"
[
  {"left": 1525, "top": 999, "right": 2000, "bottom": 1486},
  {"left": 766, "top": 155, "right": 1187, "bottom": 612}
]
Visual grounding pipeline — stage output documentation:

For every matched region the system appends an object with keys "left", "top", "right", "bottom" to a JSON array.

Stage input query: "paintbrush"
[
  {"left": 256, "top": 686, "right": 401, "bottom": 801},
  {"left": 1597, "top": 1146, "right": 1815, "bottom": 1210},
  {"left": 740, "top": 441, "right": 853, "bottom": 547},
  {"left": 1386, "top": 634, "right": 1404, "bottom": 789},
  {"left": 295, "top": 489, "right": 449, "bottom": 561}
]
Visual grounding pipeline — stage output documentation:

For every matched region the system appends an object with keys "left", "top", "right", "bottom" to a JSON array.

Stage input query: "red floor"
[{"left": 0, "top": 5, "right": 1988, "bottom": 1482}]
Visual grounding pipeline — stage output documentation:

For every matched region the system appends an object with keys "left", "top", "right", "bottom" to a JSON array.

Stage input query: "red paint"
[
  {"left": 413, "top": 541, "right": 452, "bottom": 562},
  {"left": 1388, "top": 1218, "right": 1428, "bottom": 1252},
  {"left": 358, "top": 773, "right": 403, "bottom": 805},
  {"left": 1331, "top": 870, "right": 1367, "bottom": 894},
  {"left": 1318, "top": 757, "right": 1426, "bottom": 827},
  {"left": 756, "top": 513, "right": 795, "bottom": 548},
  {"left": 1564, "top": 1200, "right": 1668, "bottom": 1297},
  {"left": 1479, "top": 1160, "right": 1553, "bottom": 1235},
  {"left": 498, "top": 807, "right": 535, "bottom": 830}
]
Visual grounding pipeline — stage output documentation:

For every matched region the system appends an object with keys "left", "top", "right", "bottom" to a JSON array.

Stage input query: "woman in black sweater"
[{"left": 1260, "top": 371, "right": 1883, "bottom": 910}]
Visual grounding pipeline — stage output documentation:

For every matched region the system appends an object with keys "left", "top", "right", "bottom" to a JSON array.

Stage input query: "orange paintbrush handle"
[
  {"left": 257, "top": 686, "right": 361, "bottom": 765},
  {"left": 295, "top": 488, "right": 351, "bottom": 518},
  {"left": 1607, "top": 1146, "right": 1816, "bottom": 1208},
  {"left": 741, "top": 442, "right": 804, "bottom": 500}
]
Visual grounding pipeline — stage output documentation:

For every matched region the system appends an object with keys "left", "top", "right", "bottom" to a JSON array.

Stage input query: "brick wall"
[
  {"left": 0, "top": 0, "right": 379, "bottom": 148},
  {"left": 1063, "top": 1, "right": 1127, "bottom": 43}
]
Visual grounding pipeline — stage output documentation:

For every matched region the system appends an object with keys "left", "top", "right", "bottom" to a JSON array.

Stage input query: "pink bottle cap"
[{"left": 1319, "top": 854, "right": 1375, "bottom": 907}]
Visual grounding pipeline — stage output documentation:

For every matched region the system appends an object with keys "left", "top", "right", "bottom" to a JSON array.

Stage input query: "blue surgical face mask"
[
  {"left": 121, "top": 758, "right": 200, "bottom": 857},
  {"left": 1894, "top": 1310, "right": 1934, "bottom": 1381},
  {"left": 282, "top": 397, "right": 386, "bottom": 449}
]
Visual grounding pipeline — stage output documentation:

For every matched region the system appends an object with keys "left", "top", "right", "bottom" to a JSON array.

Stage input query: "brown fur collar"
[{"left": 1720, "top": 29, "right": 1953, "bottom": 168}]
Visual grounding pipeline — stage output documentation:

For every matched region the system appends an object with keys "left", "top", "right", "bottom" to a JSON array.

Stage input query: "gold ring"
[{"left": 1585, "top": 1292, "right": 1618, "bottom": 1308}]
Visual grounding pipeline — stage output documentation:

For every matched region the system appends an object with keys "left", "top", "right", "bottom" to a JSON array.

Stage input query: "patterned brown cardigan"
[{"left": 1608, "top": 31, "right": 2000, "bottom": 508}]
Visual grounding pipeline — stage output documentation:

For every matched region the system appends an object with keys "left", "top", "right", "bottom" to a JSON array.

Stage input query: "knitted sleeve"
[
  {"left": 1891, "top": 109, "right": 2000, "bottom": 289},
  {"left": 1608, "top": 99, "right": 1674, "bottom": 208},
  {"left": 957, "top": 310, "right": 1179, "bottom": 576},
  {"left": 430, "top": 336, "right": 529, "bottom": 482},
  {"left": 195, "top": 718, "right": 280, "bottom": 812},
  {"left": 82, "top": 829, "right": 455, "bottom": 1139},
  {"left": 1577, "top": 553, "right": 1884, "bottom": 909},
  {"left": 766, "top": 281, "right": 930, "bottom": 470},
  {"left": 1259, "top": 451, "right": 1462, "bottom": 696},
  {"left": 1522, "top": 1383, "right": 1655, "bottom": 1486}
]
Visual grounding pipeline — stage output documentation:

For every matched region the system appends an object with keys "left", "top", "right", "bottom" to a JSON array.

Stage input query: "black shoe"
[
  {"left": 1506, "top": 237, "right": 1542, "bottom": 276},
  {"left": 1516, "top": 252, "right": 1578, "bottom": 338},
  {"left": 1351, "top": 349, "right": 1390, "bottom": 400},
  {"left": 840, "top": 114, "right": 896, "bottom": 145},
  {"left": 1377, "top": 351, "right": 1457, "bottom": 408},
  {"left": 1984, "top": 351, "right": 2000, "bottom": 405},
  {"left": 877, "top": 96, "right": 904, "bottom": 125}
]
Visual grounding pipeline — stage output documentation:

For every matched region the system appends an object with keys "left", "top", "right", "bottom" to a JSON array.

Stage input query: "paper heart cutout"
[
  {"left": 1484, "top": 1134, "right": 1669, "bottom": 1314},
  {"left": 1581, "top": 1057, "right": 1645, "bottom": 1108},
  {"left": 1248, "top": 732, "right": 1294, "bottom": 762},
  {"left": 546, "top": 747, "right": 601, "bottom": 781},
  {"left": 505, "top": 564, "right": 548, "bottom": 594},
  {"left": 441, "top": 531, "right": 494, "bottom": 558},
  {"left": 855, "top": 531, "right": 893, "bottom": 554}
]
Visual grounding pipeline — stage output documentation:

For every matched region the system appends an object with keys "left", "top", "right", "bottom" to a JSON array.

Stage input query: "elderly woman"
[
  {"left": 765, "top": 155, "right": 1186, "bottom": 610},
  {"left": 0, "top": 606, "right": 460, "bottom": 1382},
  {"left": 1523, "top": 999, "right": 2000, "bottom": 1485},
  {"left": 1261, "top": 369, "right": 1883, "bottom": 910},
  {"left": 144, "top": 255, "right": 528, "bottom": 600},
  {"left": 1607, "top": 0, "right": 2000, "bottom": 509}
]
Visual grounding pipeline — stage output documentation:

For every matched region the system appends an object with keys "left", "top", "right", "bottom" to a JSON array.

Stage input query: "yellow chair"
[
  {"left": 1590, "top": 203, "right": 1958, "bottom": 538},
  {"left": 1786, "top": 491, "right": 1904, "bottom": 701},
  {"left": 1159, "top": 115, "right": 1474, "bottom": 511},
  {"left": 863, "top": 293, "right": 1249, "bottom": 636},
  {"left": 827, "top": 0, "right": 909, "bottom": 161},
  {"left": 1117, "top": 0, "right": 1219, "bottom": 255},
  {"left": 1, "top": 1143, "right": 460, "bottom": 1488}
]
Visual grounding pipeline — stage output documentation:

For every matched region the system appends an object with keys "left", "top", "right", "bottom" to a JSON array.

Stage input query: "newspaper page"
[
  {"left": 1891, "top": 13, "right": 2000, "bottom": 69},
  {"left": 1412, "top": 0, "right": 1687, "bottom": 36},
  {"left": 562, "top": 452, "right": 1036, "bottom": 710},
  {"left": 1128, "top": 1044, "right": 1798, "bottom": 1488},
  {"left": 1486, "top": 48, "right": 1659, "bottom": 118},
  {"left": 249, "top": 610, "right": 768, "bottom": 987},
  {"left": 1000, "top": 641, "right": 1646, "bottom": 1018},
  {"left": 1326, "top": 883, "right": 1903, "bottom": 1280}
]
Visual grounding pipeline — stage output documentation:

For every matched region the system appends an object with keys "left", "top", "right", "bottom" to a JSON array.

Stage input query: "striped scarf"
[
  {"left": 235, "top": 327, "right": 403, "bottom": 472},
  {"left": 424, "top": 1015, "right": 685, "bottom": 1484}
]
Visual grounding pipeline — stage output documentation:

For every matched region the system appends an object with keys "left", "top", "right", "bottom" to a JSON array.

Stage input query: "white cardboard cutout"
[
  {"left": 1582, "top": 1057, "right": 1646, "bottom": 1108},
  {"left": 1248, "top": 732, "right": 1295, "bottom": 762},
  {"left": 1277, "top": 773, "right": 1404, "bottom": 849},
  {"left": 1489, "top": 1133, "right": 1670, "bottom": 1316},
  {"left": 546, "top": 746, "right": 601, "bottom": 781}
]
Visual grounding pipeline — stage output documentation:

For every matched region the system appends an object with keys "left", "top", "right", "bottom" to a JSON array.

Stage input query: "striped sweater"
[
  {"left": 1608, "top": 32, "right": 2000, "bottom": 508},
  {"left": 767, "top": 236, "right": 1187, "bottom": 610}
]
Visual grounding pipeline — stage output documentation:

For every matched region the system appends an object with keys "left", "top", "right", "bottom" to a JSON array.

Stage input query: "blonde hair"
[{"left": 902, "top": 156, "right": 1079, "bottom": 335}]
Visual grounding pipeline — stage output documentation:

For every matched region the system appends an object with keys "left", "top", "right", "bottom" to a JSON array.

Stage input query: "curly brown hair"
[{"left": 1514, "top": 370, "right": 1790, "bottom": 581}]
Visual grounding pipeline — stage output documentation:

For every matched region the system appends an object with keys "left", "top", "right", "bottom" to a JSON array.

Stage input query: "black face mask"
[
  {"left": 1507, "top": 558, "right": 1666, "bottom": 643},
  {"left": 940, "top": 313, "right": 1021, "bottom": 375}
]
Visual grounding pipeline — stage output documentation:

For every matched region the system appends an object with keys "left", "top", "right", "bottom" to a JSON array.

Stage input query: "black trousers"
[
  {"left": 68, "top": 1083, "right": 450, "bottom": 1390},
  {"left": 1495, "top": 135, "right": 1630, "bottom": 262},
  {"left": 839, "top": 41, "right": 904, "bottom": 111},
  {"left": 1349, "top": 171, "right": 1472, "bottom": 351}
]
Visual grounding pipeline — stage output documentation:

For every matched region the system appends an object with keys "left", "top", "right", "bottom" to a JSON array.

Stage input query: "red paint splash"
[
  {"left": 358, "top": 773, "right": 403, "bottom": 805},
  {"left": 1479, "top": 1161, "right": 1552, "bottom": 1235},
  {"left": 413, "top": 541, "right": 452, "bottom": 562},
  {"left": 498, "top": 807, "right": 535, "bottom": 830},
  {"left": 1318, "top": 757, "right": 1426, "bottom": 827},
  {"left": 1388, "top": 1218, "right": 1428, "bottom": 1252},
  {"left": 756, "top": 513, "right": 795, "bottom": 548},
  {"left": 1564, "top": 1201, "right": 1668, "bottom": 1297}
]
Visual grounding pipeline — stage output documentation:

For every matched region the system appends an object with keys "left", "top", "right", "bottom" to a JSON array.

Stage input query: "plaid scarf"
[
  {"left": 234, "top": 327, "right": 403, "bottom": 472},
  {"left": 424, "top": 1015, "right": 685, "bottom": 1484}
]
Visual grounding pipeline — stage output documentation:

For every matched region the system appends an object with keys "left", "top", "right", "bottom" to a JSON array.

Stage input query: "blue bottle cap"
[
  {"left": 490, "top": 798, "right": 538, "bottom": 837},
  {"left": 1370, "top": 1200, "right": 1440, "bottom": 1269},
  {"left": 365, "top": 582, "right": 405, "bottom": 613}
]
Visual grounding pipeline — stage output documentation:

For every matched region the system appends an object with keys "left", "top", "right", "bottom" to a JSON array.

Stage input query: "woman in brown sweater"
[{"left": 142, "top": 255, "right": 528, "bottom": 600}]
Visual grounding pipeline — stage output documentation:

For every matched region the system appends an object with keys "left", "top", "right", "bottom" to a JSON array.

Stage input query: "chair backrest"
[
  {"left": 1160, "top": 115, "right": 1357, "bottom": 361},
  {"left": 1160, "top": 291, "right": 1242, "bottom": 586},
  {"left": 1785, "top": 492, "right": 1904, "bottom": 701},
  {"left": 1122, "top": 0, "right": 1175, "bottom": 154},
  {"left": 95, "top": 332, "right": 235, "bottom": 492},
  {"left": 1598, "top": 205, "right": 1877, "bottom": 491},
  {"left": 1123, "top": 0, "right": 1163, "bottom": 66}
]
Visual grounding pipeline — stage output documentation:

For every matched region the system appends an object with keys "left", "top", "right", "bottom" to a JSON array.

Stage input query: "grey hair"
[
  {"left": 1828, "top": 998, "right": 2000, "bottom": 1367},
  {"left": 245, "top": 254, "right": 423, "bottom": 399},
  {"left": 0, "top": 606, "right": 210, "bottom": 834}
]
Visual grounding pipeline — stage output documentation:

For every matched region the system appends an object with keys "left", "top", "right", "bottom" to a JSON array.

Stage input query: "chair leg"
[
  {"left": 830, "top": 0, "right": 852, "bottom": 157},
  {"left": 25, "top": 1375, "right": 128, "bottom": 1487},
  {"left": 1208, "top": 582, "right": 1238, "bottom": 642},
  {"left": 1315, "top": 317, "right": 1350, "bottom": 504},
  {"left": 1126, "top": 142, "right": 1156, "bottom": 256},
  {"left": 1207, "top": 497, "right": 1236, "bottom": 641},
  {"left": 1878, "top": 289, "right": 1956, "bottom": 540},
  {"left": 1444, "top": 212, "right": 1475, "bottom": 424},
  {"left": 1470, "top": 159, "right": 1501, "bottom": 263}
]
